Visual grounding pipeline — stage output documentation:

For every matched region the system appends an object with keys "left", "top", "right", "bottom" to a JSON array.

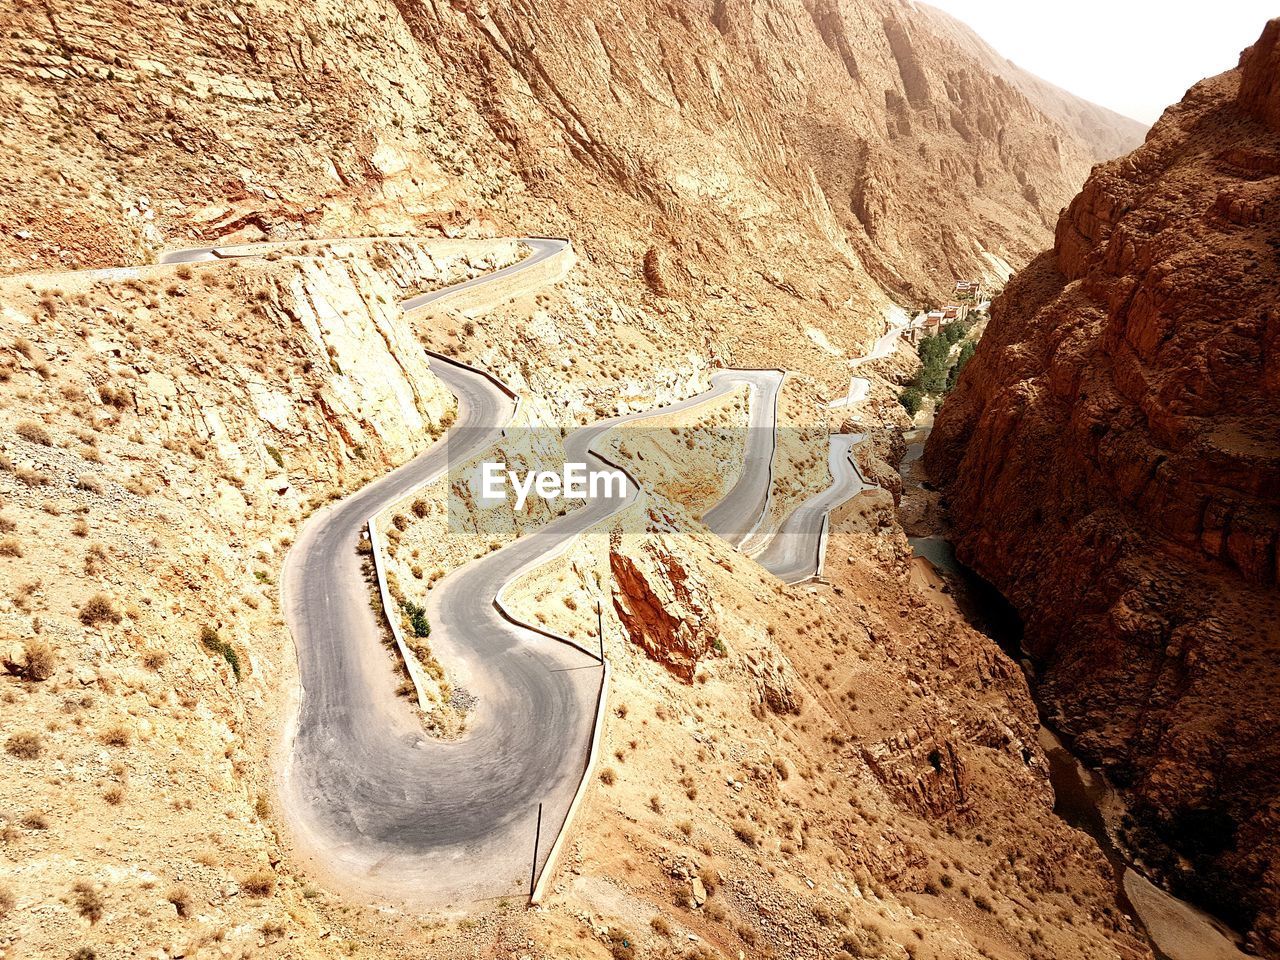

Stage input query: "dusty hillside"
[
  {"left": 927, "top": 19, "right": 1280, "bottom": 956},
  {"left": 0, "top": 235, "right": 1157, "bottom": 960},
  {"left": 0, "top": 239, "right": 523, "bottom": 957},
  {"left": 2, "top": 0, "right": 1142, "bottom": 367}
]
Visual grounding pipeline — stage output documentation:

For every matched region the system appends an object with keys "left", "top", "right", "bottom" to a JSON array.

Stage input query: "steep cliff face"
[
  {"left": 927, "top": 19, "right": 1280, "bottom": 953},
  {"left": 1, "top": 0, "right": 1141, "bottom": 359}
]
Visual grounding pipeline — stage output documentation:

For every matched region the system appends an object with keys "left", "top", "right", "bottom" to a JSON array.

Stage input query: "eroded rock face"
[
  {"left": 610, "top": 533, "right": 721, "bottom": 682},
  {"left": 926, "top": 20, "right": 1280, "bottom": 953},
  {"left": 744, "top": 649, "right": 803, "bottom": 715},
  {"left": 860, "top": 730, "right": 969, "bottom": 822}
]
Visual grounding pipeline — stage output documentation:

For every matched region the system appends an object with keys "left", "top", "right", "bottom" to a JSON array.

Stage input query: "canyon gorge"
[{"left": 6, "top": 2, "right": 1273, "bottom": 960}]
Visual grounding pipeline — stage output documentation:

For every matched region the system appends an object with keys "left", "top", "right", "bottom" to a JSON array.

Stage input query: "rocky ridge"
[
  {"left": 1, "top": 0, "right": 1144, "bottom": 390},
  {"left": 926, "top": 18, "right": 1280, "bottom": 954}
]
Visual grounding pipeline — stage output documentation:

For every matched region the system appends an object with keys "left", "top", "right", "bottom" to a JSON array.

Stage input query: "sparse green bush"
[
  {"left": 200, "top": 625, "right": 241, "bottom": 680},
  {"left": 898, "top": 386, "right": 924, "bottom": 416},
  {"left": 400, "top": 599, "right": 430, "bottom": 638}
]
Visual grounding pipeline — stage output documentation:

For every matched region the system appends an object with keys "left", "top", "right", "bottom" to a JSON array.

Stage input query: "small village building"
[{"left": 953, "top": 279, "right": 982, "bottom": 301}]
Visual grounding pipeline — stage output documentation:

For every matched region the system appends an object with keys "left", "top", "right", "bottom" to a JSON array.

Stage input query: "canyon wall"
[
  {"left": 1, "top": 0, "right": 1142, "bottom": 379},
  {"left": 927, "top": 19, "right": 1280, "bottom": 954}
]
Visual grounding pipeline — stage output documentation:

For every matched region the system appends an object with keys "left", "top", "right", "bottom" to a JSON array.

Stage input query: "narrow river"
[{"left": 899, "top": 423, "right": 1252, "bottom": 960}]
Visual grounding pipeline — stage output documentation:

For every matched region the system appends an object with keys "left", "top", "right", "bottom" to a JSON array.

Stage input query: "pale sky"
[{"left": 922, "top": 0, "right": 1277, "bottom": 124}]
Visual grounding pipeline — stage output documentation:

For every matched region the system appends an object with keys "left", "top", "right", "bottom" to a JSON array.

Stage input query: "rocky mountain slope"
[
  {"left": 0, "top": 1, "right": 1157, "bottom": 958},
  {"left": 2, "top": 0, "right": 1142, "bottom": 371},
  {"left": 927, "top": 19, "right": 1280, "bottom": 955},
  {"left": 912, "top": 3, "right": 1148, "bottom": 163}
]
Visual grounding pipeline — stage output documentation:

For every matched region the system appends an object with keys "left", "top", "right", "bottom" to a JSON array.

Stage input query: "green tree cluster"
[{"left": 898, "top": 321, "right": 974, "bottom": 414}]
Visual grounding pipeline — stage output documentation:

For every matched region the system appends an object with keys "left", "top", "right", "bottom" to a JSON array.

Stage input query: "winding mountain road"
[
  {"left": 264, "top": 240, "right": 806, "bottom": 902},
  {"left": 702, "top": 369, "right": 783, "bottom": 547},
  {"left": 161, "top": 235, "right": 884, "bottom": 902},
  {"left": 753, "top": 433, "right": 868, "bottom": 582}
]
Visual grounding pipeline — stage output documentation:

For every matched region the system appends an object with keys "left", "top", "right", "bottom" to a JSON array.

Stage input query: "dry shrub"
[
  {"left": 84, "top": 542, "right": 107, "bottom": 575},
  {"left": 15, "top": 467, "right": 47, "bottom": 487},
  {"left": 240, "top": 869, "right": 276, "bottom": 898},
  {"left": 98, "top": 384, "right": 130, "bottom": 410},
  {"left": 79, "top": 593, "right": 121, "bottom": 626},
  {"left": 0, "top": 883, "right": 13, "bottom": 917},
  {"left": 72, "top": 881, "right": 104, "bottom": 924},
  {"left": 102, "top": 784, "right": 124, "bottom": 805},
  {"left": 20, "top": 811, "right": 48, "bottom": 830},
  {"left": 100, "top": 724, "right": 131, "bottom": 748},
  {"left": 15, "top": 421, "right": 51, "bottom": 446},
  {"left": 141, "top": 649, "right": 168, "bottom": 671},
  {"left": 13, "top": 638, "right": 57, "bottom": 681},
  {"left": 0, "top": 537, "right": 22, "bottom": 557},
  {"left": 167, "top": 885, "right": 192, "bottom": 918},
  {"left": 5, "top": 731, "right": 44, "bottom": 759}
]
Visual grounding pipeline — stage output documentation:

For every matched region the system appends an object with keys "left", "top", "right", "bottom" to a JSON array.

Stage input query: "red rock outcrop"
[
  {"left": 611, "top": 533, "right": 722, "bottom": 681},
  {"left": 926, "top": 19, "right": 1280, "bottom": 955}
]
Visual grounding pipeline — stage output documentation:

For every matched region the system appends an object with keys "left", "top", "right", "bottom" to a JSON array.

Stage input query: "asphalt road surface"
[
  {"left": 702, "top": 370, "right": 783, "bottom": 547},
  {"left": 753, "top": 433, "right": 868, "bottom": 583}
]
